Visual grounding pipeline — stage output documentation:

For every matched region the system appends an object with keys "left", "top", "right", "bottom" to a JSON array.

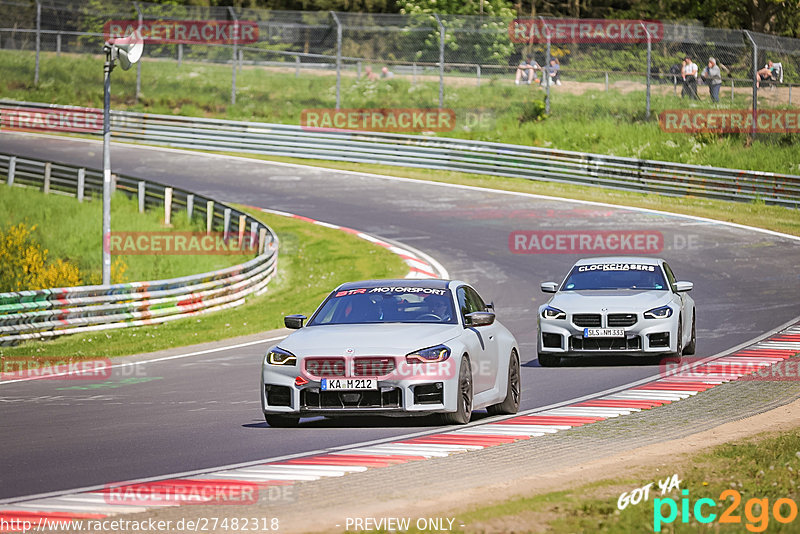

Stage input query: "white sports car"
[
  {"left": 537, "top": 256, "right": 696, "bottom": 366},
  {"left": 261, "top": 279, "right": 520, "bottom": 426}
]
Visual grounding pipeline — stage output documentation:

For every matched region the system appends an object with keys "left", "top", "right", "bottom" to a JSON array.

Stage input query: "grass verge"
[
  {"left": 3, "top": 50, "right": 800, "bottom": 175},
  {"left": 0, "top": 206, "right": 407, "bottom": 359},
  {"left": 0, "top": 185, "right": 243, "bottom": 286},
  {"left": 220, "top": 153, "right": 800, "bottom": 238},
  {"left": 440, "top": 428, "right": 800, "bottom": 533}
]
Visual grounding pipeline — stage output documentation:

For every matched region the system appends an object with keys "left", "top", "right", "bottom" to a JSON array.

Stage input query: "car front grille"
[
  {"left": 353, "top": 357, "right": 396, "bottom": 377},
  {"left": 570, "top": 335, "right": 642, "bottom": 351},
  {"left": 305, "top": 358, "right": 345, "bottom": 377},
  {"left": 608, "top": 313, "right": 638, "bottom": 327},
  {"left": 300, "top": 388, "right": 401, "bottom": 409},
  {"left": 572, "top": 314, "right": 602, "bottom": 327}
]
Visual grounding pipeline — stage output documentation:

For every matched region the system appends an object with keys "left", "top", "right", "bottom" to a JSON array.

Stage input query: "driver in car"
[{"left": 425, "top": 295, "right": 452, "bottom": 321}]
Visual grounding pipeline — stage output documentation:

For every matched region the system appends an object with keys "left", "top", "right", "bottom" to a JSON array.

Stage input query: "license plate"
[
  {"left": 320, "top": 378, "right": 377, "bottom": 390},
  {"left": 584, "top": 328, "right": 625, "bottom": 338}
]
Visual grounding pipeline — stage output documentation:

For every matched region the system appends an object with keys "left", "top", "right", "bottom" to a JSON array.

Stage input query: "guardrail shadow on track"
[{"left": 0, "top": 152, "right": 279, "bottom": 346}]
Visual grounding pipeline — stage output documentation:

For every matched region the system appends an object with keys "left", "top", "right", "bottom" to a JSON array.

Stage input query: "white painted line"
[
  {"left": 224, "top": 466, "right": 347, "bottom": 478},
  {"left": 339, "top": 447, "right": 450, "bottom": 458},
  {"left": 489, "top": 424, "right": 572, "bottom": 431},
  {"left": 607, "top": 392, "right": 691, "bottom": 401},
  {"left": 543, "top": 407, "right": 640, "bottom": 416},
  {"left": 454, "top": 428, "right": 547, "bottom": 437},
  {"left": 200, "top": 472, "right": 321, "bottom": 482},
  {"left": 262, "top": 464, "right": 368, "bottom": 473},
  {"left": 11, "top": 500, "right": 150, "bottom": 513}
]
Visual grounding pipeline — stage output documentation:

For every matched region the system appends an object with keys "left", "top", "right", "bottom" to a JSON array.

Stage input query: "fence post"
[
  {"left": 357, "top": 60, "right": 361, "bottom": 78},
  {"left": 605, "top": 72, "right": 609, "bottom": 92},
  {"left": 134, "top": 2, "right": 143, "bottom": 103},
  {"left": 250, "top": 220, "right": 257, "bottom": 250},
  {"left": 186, "top": 193, "right": 194, "bottom": 220},
  {"left": 43, "top": 162, "right": 51, "bottom": 194},
  {"left": 259, "top": 227, "right": 267, "bottom": 254},
  {"left": 56, "top": 33, "right": 61, "bottom": 56},
  {"left": 476, "top": 64, "right": 481, "bottom": 87},
  {"left": 330, "top": 11, "right": 342, "bottom": 110},
  {"left": 138, "top": 181, "right": 145, "bottom": 212},
  {"left": 731, "top": 79, "right": 735, "bottom": 102},
  {"left": 77, "top": 168, "right": 85, "bottom": 202},
  {"left": 164, "top": 187, "right": 173, "bottom": 225},
  {"left": 7, "top": 156, "right": 15, "bottom": 186},
  {"left": 789, "top": 84, "right": 793, "bottom": 106},
  {"left": 223, "top": 208, "right": 231, "bottom": 240},
  {"left": 239, "top": 49, "right": 243, "bottom": 71},
  {"left": 540, "top": 17, "right": 552, "bottom": 114},
  {"left": 412, "top": 62, "right": 417, "bottom": 84},
  {"left": 178, "top": 43, "right": 183, "bottom": 67},
  {"left": 206, "top": 200, "right": 214, "bottom": 234},
  {"left": 34, "top": 0, "right": 41, "bottom": 85},
  {"left": 228, "top": 6, "right": 238, "bottom": 105},
  {"left": 295, "top": 55, "right": 299, "bottom": 77},
  {"left": 641, "top": 22, "right": 652, "bottom": 120},
  {"left": 434, "top": 14, "right": 444, "bottom": 109},
  {"left": 744, "top": 31, "right": 758, "bottom": 140}
]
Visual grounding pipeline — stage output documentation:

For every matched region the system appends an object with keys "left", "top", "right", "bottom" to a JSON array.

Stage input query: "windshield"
[
  {"left": 562, "top": 263, "right": 667, "bottom": 291},
  {"left": 308, "top": 286, "right": 457, "bottom": 325}
]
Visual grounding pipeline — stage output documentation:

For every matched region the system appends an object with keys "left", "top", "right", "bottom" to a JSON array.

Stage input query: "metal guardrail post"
[
  {"left": 34, "top": 0, "right": 41, "bottom": 85},
  {"left": 187, "top": 193, "right": 194, "bottom": 220},
  {"left": 744, "top": 31, "right": 758, "bottom": 140},
  {"left": 77, "top": 168, "right": 85, "bottom": 202},
  {"left": 228, "top": 6, "right": 238, "bottom": 105},
  {"left": 295, "top": 55, "right": 299, "bottom": 77},
  {"left": 56, "top": 33, "right": 61, "bottom": 56},
  {"left": 330, "top": 12, "right": 342, "bottom": 110},
  {"left": 164, "top": 187, "right": 173, "bottom": 225},
  {"left": 250, "top": 220, "right": 257, "bottom": 249},
  {"left": 223, "top": 208, "right": 231, "bottom": 240},
  {"left": 134, "top": 2, "right": 143, "bottom": 103},
  {"left": 238, "top": 214, "right": 246, "bottom": 247},
  {"left": 206, "top": 200, "right": 214, "bottom": 234},
  {"left": 641, "top": 22, "right": 651, "bottom": 120},
  {"left": 605, "top": 72, "right": 609, "bottom": 92},
  {"left": 178, "top": 43, "right": 183, "bottom": 67},
  {"left": 434, "top": 14, "right": 444, "bottom": 109},
  {"left": 7, "top": 156, "right": 15, "bottom": 186},
  {"left": 476, "top": 64, "right": 480, "bottom": 87},
  {"left": 43, "top": 162, "right": 51, "bottom": 193},
  {"left": 138, "top": 181, "right": 145, "bottom": 212}
]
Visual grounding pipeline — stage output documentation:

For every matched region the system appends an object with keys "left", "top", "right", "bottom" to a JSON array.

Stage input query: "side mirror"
[
  {"left": 465, "top": 311, "right": 495, "bottom": 327},
  {"left": 674, "top": 281, "right": 693, "bottom": 293},
  {"left": 540, "top": 282, "right": 558, "bottom": 293},
  {"left": 284, "top": 314, "right": 307, "bottom": 329}
]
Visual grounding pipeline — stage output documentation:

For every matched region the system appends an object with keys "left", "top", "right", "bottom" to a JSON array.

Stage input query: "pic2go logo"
[{"left": 654, "top": 489, "right": 799, "bottom": 532}]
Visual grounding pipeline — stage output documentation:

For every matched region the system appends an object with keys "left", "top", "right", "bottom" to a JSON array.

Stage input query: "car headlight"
[
  {"left": 406, "top": 344, "right": 451, "bottom": 363},
  {"left": 644, "top": 305, "right": 673, "bottom": 319},
  {"left": 266, "top": 347, "right": 297, "bottom": 366},
  {"left": 541, "top": 306, "right": 566, "bottom": 320}
]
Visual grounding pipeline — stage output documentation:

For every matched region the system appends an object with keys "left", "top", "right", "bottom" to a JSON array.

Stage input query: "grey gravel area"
[{"left": 97, "top": 358, "right": 800, "bottom": 534}]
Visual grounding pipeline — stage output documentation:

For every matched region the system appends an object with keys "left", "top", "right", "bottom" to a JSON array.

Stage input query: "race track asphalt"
[{"left": 2, "top": 133, "right": 799, "bottom": 500}]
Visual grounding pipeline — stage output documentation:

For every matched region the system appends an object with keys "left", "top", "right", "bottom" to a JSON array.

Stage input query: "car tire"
[
  {"left": 538, "top": 352, "right": 560, "bottom": 367},
  {"left": 672, "top": 318, "right": 683, "bottom": 361},
  {"left": 440, "top": 356, "right": 473, "bottom": 425},
  {"left": 487, "top": 350, "right": 521, "bottom": 415},
  {"left": 683, "top": 312, "right": 696, "bottom": 355},
  {"left": 264, "top": 414, "right": 300, "bottom": 428}
]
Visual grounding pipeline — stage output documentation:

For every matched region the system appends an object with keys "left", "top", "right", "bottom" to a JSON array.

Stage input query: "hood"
[
  {"left": 277, "top": 323, "right": 464, "bottom": 356},
  {"left": 546, "top": 290, "right": 671, "bottom": 313}
]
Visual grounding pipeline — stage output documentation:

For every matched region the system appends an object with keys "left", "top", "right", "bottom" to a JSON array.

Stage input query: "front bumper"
[
  {"left": 538, "top": 315, "right": 678, "bottom": 357},
  {"left": 261, "top": 359, "right": 461, "bottom": 417}
]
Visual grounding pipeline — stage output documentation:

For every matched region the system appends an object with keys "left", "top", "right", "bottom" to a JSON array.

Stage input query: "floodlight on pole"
[{"left": 102, "top": 30, "right": 143, "bottom": 285}]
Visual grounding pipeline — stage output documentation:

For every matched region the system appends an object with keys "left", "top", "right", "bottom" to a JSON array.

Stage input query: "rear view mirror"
[
  {"left": 284, "top": 314, "right": 307, "bottom": 329},
  {"left": 465, "top": 311, "right": 495, "bottom": 327},
  {"left": 540, "top": 282, "right": 558, "bottom": 293}
]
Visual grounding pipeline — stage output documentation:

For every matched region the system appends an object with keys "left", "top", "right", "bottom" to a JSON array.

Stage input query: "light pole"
[{"left": 102, "top": 32, "right": 143, "bottom": 285}]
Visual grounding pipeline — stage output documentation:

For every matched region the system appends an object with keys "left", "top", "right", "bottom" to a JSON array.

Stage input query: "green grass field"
[
  {"left": 0, "top": 184, "right": 243, "bottom": 285},
  {"left": 0, "top": 206, "right": 407, "bottom": 358},
  {"left": 2, "top": 49, "right": 799, "bottom": 176}
]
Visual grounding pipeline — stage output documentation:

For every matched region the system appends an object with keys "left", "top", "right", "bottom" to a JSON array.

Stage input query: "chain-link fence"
[{"left": 2, "top": 0, "right": 799, "bottom": 135}]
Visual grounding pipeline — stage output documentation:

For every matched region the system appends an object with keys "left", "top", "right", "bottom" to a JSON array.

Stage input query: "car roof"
[
  {"left": 573, "top": 256, "right": 663, "bottom": 266},
  {"left": 335, "top": 279, "right": 452, "bottom": 291}
]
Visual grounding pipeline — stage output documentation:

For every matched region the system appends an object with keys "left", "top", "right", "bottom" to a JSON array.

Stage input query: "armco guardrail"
[
  {"left": 0, "top": 152, "right": 278, "bottom": 346},
  {"left": 2, "top": 100, "right": 800, "bottom": 208}
]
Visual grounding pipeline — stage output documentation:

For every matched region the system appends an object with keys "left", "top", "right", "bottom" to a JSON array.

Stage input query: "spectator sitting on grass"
[
  {"left": 380, "top": 66, "right": 394, "bottom": 79},
  {"left": 363, "top": 66, "right": 378, "bottom": 81},
  {"left": 515, "top": 56, "right": 540, "bottom": 85},
  {"left": 543, "top": 58, "right": 561, "bottom": 86},
  {"left": 757, "top": 60, "right": 778, "bottom": 88}
]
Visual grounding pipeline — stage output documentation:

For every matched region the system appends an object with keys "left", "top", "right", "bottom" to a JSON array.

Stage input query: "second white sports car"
[{"left": 537, "top": 256, "right": 696, "bottom": 366}]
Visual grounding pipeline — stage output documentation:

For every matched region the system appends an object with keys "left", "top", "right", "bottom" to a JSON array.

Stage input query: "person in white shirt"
[{"left": 681, "top": 56, "right": 699, "bottom": 100}]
